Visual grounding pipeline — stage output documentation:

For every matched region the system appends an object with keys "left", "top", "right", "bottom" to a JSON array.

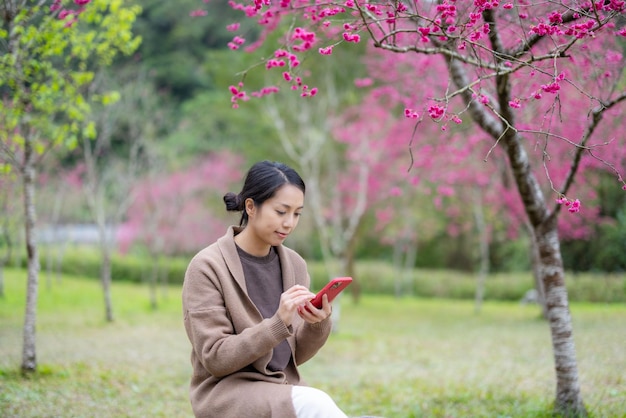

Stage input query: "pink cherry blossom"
[{"left": 189, "top": 9, "right": 208, "bottom": 17}]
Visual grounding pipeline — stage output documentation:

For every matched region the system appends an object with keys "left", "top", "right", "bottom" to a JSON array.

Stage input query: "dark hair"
[{"left": 224, "top": 161, "right": 305, "bottom": 226}]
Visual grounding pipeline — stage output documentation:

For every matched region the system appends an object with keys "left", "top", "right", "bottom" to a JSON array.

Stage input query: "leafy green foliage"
[
  {"left": 126, "top": 0, "right": 259, "bottom": 101},
  {"left": 0, "top": 0, "right": 141, "bottom": 161}
]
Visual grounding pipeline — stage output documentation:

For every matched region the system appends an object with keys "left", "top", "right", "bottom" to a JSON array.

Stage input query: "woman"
[{"left": 182, "top": 161, "right": 348, "bottom": 418}]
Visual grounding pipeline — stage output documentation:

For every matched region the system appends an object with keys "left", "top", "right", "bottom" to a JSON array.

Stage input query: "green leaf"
[
  {"left": 102, "top": 91, "right": 121, "bottom": 106},
  {"left": 83, "top": 121, "right": 97, "bottom": 140},
  {"left": 0, "top": 163, "right": 12, "bottom": 174}
]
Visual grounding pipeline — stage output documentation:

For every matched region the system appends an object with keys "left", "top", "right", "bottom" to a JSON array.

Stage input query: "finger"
[
  {"left": 293, "top": 295, "right": 315, "bottom": 307},
  {"left": 305, "top": 300, "right": 328, "bottom": 318},
  {"left": 298, "top": 303, "right": 318, "bottom": 319},
  {"left": 321, "top": 294, "right": 332, "bottom": 313},
  {"left": 285, "top": 287, "right": 314, "bottom": 299},
  {"left": 322, "top": 294, "right": 329, "bottom": 306},
  {"left": 282, "top": 288, "right": 314, "bottom": 302},
  {"left": 286, "top": 284, "right": 309, "bottom": 294},
  {"left": 299, "top": 301, "right": 330, "bottom": 323}
]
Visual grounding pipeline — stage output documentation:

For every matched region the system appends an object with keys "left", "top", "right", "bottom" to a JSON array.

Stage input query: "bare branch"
[
  {"left": 0, "top": 136, "right": 19, "bottom": 167},
  {"left": 558, "top": 91, "right": 626, "bottom": 199}
]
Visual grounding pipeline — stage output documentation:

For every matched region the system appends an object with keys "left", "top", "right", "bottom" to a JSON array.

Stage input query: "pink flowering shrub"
[{"left": 117, "top": 151, "right": 243, "bottom": 255}]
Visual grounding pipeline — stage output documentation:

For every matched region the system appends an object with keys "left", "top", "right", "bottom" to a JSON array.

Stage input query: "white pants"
[{"left": 291, "top": 385, "right": 348, "bottom": 418}]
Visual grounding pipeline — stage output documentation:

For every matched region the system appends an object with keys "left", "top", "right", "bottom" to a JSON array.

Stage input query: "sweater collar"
[{"left": 218, "top": 226, "right": 296, "bottom": 295}]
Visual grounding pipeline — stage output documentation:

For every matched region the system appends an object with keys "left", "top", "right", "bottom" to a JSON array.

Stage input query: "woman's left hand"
[{"left": 297, "top": 294, "right": 332, "bottom": 324}]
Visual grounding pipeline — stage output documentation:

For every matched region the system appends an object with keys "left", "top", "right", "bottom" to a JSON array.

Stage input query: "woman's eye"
[{"left": 277, "top": 211, "right": 286, "bottom": 215}]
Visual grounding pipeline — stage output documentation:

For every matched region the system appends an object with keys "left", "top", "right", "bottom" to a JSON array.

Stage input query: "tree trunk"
[
  {"left": 526, "top": 223, "right": 548, "bottom": 318},
  {"left": 55, "top": 240, "right": 67, "bottom": 284},
  {"left": 504, "top": 133, "right": 585, "bottom": 416},
  {"left": 96, "top": 215, "right": 114, "bottom": 322},
  {"left": 329, "top": 255, "right": 352, "bottom": 332},
  {"left": 344, "top": 232, "right": 360, "bottom": 303},
  {"left": 159, "top": 262, "right": 169, "bottom": 301},
  {"left": 21, "top": 137, "right": 39, "bottom": 373},
  {"left": 445, "top": 52, "right": 586, "bottom": 415},
  {"left": 0, "top": 228, "right": 8, "bottom": 299},
  {"left": 101, "top": 242, "right": 114, "bottom": 322},
  {"left": 535, "top": 218, "right": 586, "bottom": 416},
  {"left": 46, "top": 189, "right": 66, "bottom": 289},
  {"left": 392, "top": 237, "right": 418, "bottom": 298},
  {"left": 392, "top": 240, "right": 403, "bottom": 297},
  {"left": 1, "top": 209, "right": 13, "bottom": 298},
  {"left": 402, "top": 240, "right": 418, "bottom": 297},
  {"left": 0, "top": 266, "right": 4, "bottom": 298},
  {"left": 504, "top": 135, "right": 586, "bottom": 416},
  {"left": 473, "top": 188, "right": 489, "bottom": 314},
  {"left": 149, "top": 251, "right": 160, "bottom": 310}
]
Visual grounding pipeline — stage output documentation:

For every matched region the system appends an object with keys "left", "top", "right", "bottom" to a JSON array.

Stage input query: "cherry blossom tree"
[
  {"left": 265, "top": 80, "right": 419, "bottom": 305},
  {"left": 210, "top": 0, "right": 626, "bottom": 414},
  {"left": 365, "top": 75, "right": 622, "bottom": 313}
]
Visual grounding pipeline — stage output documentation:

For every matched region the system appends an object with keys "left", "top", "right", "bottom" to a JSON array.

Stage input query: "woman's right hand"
[{"left": 277, "top": 285, "right": 315, "bottom": 327}]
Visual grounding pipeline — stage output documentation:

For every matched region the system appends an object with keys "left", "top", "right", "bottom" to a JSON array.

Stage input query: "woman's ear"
[{"left": 244, "top": 198, "right": 256, "bottom": 217}]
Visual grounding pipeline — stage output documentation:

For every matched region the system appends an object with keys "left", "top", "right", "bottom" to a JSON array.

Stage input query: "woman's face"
[{"left": 245, "top": 184, "right": 304, "bottom": 251}]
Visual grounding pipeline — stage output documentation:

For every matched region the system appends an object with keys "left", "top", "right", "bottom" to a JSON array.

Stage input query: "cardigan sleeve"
[
  {"left": 294, "top": 315, "right": 332, "bottom": 365},
  {"left": 182, "top": 254, "right": 292, "bottom": 378}
]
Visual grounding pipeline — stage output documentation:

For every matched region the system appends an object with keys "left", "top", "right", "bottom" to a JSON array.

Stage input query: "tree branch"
[
  {"left": 444, "top": 48, "right": 550, "bottom": 227},
  {"left": 558, "top": 91, "right": 626, "bottom": 200},
  {"left": 508, "top": 7, "right": 602, "bottom": 58},
  {"left": 444, "top": 54, "right": 502, "bottom": 139}
]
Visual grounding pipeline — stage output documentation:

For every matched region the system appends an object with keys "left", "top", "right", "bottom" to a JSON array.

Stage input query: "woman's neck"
[{"left": 234, "top": 228, "right": 271, "bottom": 257}]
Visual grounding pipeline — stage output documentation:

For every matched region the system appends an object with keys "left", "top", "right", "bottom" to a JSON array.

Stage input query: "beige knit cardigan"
[{"left": 182, "top": 226, "right": 333, "bottom": 418}]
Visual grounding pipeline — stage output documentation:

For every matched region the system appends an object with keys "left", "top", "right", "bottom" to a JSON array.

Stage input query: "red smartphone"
[{"left": 310, "top": 277, "right": 353, "bottom": 309}]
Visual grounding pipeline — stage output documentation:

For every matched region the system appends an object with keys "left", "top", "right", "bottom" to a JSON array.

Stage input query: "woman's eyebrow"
[{"left": 278, "top": 203, "right": 304, "bottom": 210}]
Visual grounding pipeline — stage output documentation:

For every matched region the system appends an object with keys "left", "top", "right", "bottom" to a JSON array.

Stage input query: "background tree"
[
  {"left": 117, "top": 150, "right": 243, "bottom": 308},
  {"left": 0, "top": 0, "right": 140, "bottom": 373},
  {"left": 69, "top": 69, "right": 164, "bottom": 321},
  {"left": 265, "top": 77, "right": 418, "bottom": 304},
  {"left": 221, "top": 1, "right": 626, "bottom": 415},
  {"left": 37, "top": 160, "right": 79, "bottom": 288},
  {"left": 0, "top": 169, "right": 22, "bottom": 298}
]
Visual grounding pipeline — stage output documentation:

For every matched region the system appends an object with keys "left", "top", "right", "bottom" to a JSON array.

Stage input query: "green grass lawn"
[{"left": 1, "top": 268, "right": 625, "bottom": 417}]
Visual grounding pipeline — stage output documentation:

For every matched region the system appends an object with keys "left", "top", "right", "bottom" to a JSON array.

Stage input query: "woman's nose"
[{"left": 283, "top": 214, "right": 295, "bottom": 227}]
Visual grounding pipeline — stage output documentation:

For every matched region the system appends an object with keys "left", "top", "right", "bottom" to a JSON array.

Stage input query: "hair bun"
[{"left": 223, "top": 192, "right": 242, "bottom": 212}]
